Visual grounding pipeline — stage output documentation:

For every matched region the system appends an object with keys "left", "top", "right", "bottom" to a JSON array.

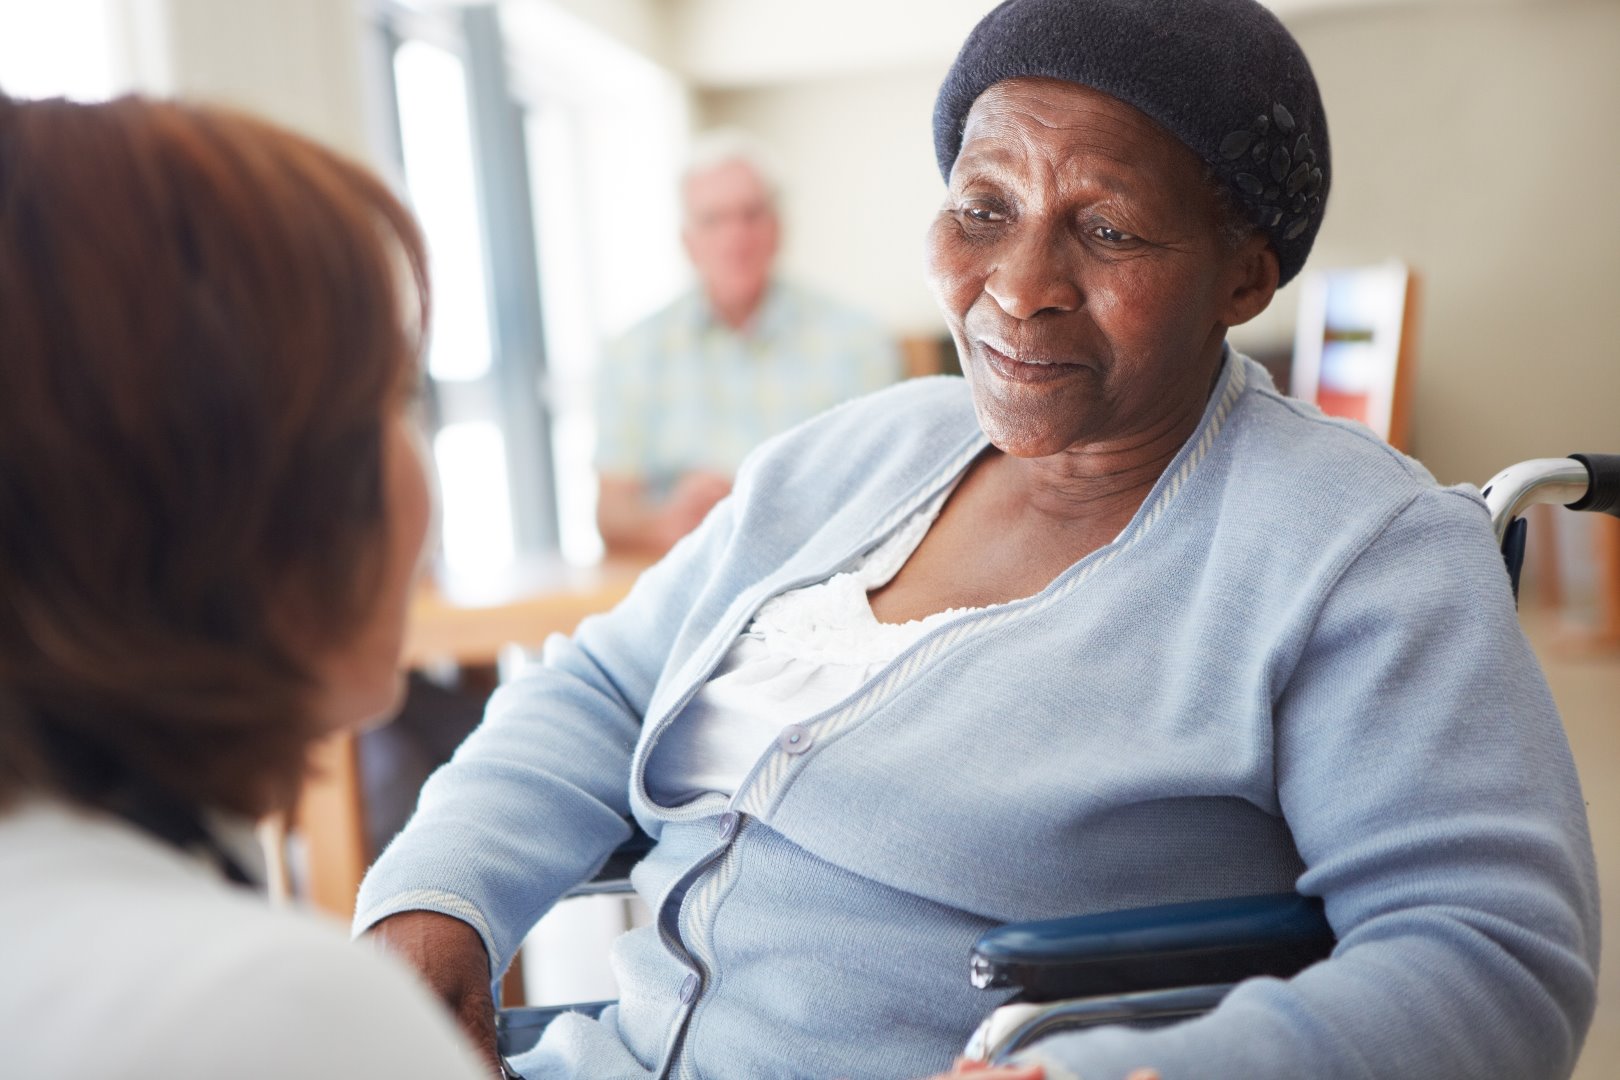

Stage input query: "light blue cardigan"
[{"left": 356, "top": 354, "right": 1599, "bottom": 1080}]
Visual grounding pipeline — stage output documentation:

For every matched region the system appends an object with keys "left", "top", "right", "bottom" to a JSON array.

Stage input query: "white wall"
[
  {"left": 132, "top": 0, "right": 373, "bottom": 160},
  {"left": 1263, "top": 0, "right": 1620, "bottom": 485},
  {"left": 703, "top": 0, "right": 1620, "bottom": 487},
  {"left": 668, "top": 0, "right": 1473, "bottom": 88},
  {"left": 701, "top": 66, "right": 951, "bottom": 335},
  {"left": 671, "top": 0, "right": 987, "bottom": 87},
  {"left": 539, "top": 0, "right": 675, "bottom": 69},
  {"left": 66, "top": 0, "right": 1620, "bottom": 490}
]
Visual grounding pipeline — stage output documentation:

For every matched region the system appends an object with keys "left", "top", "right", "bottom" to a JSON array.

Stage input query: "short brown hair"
[{"left": 0, "top": 94, "right": 429, "bottom": 817}]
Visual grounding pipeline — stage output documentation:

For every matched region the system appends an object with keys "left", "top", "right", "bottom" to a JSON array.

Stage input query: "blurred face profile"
[
  {"left": 312, "top": 406, "right": 434, "bottom": 732},
  {"left": 682, "top": 158, "right": 779, "bottom": 318}
]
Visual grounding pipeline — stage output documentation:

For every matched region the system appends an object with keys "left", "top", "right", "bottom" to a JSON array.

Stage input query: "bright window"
[
  {"left": 0, "top": 0, "right": 122, "bottom": 101},
  {"left": 506, "top": 2, "right": 689, "bottom": 565},
  {"left": 394, "top": 39, "right": 495, "bottom": 384},
  {"left": 433, "top": 421, "right": 516, "bottom": 573}
]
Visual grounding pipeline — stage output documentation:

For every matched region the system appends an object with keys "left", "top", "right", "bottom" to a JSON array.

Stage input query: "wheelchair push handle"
[
  {"left": 1567, "top": 453, "right": 1620, "bottom": 518},
  {"left": 1482, "top": 454, "right": 1618, "bottom": 546}
]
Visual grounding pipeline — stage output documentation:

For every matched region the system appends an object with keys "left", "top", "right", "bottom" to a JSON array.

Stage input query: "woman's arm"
[
  {"left": 353, "top": 489, "right": 743, "bottom": 979},
  {"left": 1011, "top": 488, "right": 1599, "bottom": 1080}
]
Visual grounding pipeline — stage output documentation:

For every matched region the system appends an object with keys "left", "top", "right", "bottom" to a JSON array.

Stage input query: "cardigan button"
[
  {"left": 679, "top": 973, "right": 700, "bottom": 1003},
  {"left": 778, "top": 725, "right": 812, "bottom": 755},
  {"left": 718, "top": 812, "right": 740, "bottom": 840}
]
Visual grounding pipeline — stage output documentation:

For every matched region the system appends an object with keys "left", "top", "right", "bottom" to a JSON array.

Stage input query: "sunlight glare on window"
[
  {"left": 433, "top": 421, "right": 515, "bottom": 576},
  {"left": 394, "top": 40, "right": 494, "bottom": 383},
  {"left": 0, "top": 0, "right": 121, "bottom": 102},
  {"left": 527, "top": 104, "right": 603, "bottom": 566}
]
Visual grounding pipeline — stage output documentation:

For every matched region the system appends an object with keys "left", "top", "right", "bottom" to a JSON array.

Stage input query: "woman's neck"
[{"left": 1001, "top": 389, "right": 1211, "bottom": 530}]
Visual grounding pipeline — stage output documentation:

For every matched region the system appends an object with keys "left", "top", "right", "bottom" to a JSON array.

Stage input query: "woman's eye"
[
  {"left": 960, "top": 202, "right": 1004, "bottom": 223},
  {"left": 1094, "top": 225, "right": 1135, "bottom": 243}
]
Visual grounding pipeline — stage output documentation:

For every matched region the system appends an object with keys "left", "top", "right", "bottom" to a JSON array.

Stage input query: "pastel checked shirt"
[{"left": 594, "top": 280, "right": 902, "bottom": 492}]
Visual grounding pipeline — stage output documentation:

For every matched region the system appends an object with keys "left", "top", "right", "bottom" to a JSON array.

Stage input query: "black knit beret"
[{"left": 933, "top": 0, "right": 1330, "bottom": 286}]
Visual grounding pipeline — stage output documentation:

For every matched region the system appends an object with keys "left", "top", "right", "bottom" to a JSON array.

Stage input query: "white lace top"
[{"left": 646, "top": 484, "right": 989, "bottom": 802}]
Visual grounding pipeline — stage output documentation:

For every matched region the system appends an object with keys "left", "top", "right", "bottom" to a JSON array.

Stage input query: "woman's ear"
[{"left": 1222, "top": 233, "right": 1281, "bottom": 328}]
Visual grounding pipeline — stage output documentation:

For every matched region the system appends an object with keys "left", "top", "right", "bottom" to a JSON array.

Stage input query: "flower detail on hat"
[{"left": 1220, "top": 104, "right": 1323, "bottom": 243}]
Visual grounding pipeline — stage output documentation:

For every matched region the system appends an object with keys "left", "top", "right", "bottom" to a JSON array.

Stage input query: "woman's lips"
[{"left": 979, "top": 341, "right": 1084, "bottom": 385}]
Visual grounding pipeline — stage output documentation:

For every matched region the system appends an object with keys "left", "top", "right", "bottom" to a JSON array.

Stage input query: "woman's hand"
[
  {"left": 367, "top": 909, "right": 503, "bottom": 1075},
  {"left": 912, "top": 1061, "right": 1162, "bottom": 1080},
  {"left": 918, "top": 1062, "right": 1045, "bottom": 1079}
]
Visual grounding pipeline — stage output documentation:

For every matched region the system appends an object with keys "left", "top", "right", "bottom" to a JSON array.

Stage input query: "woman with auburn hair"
[{"left": 0, "top": 92, "right": 484, "bottom": 1077}]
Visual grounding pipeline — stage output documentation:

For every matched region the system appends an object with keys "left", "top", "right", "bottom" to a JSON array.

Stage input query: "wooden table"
[{"left": 295, "top": 559, "right": 646, "bottom": 919}]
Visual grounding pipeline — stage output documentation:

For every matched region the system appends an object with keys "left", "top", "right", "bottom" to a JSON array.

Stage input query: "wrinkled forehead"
[{"left": 931, "top": 0, "right": 1329, "bottom": 284}]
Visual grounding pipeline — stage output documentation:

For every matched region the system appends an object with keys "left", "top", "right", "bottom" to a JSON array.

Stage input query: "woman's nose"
[{"left": 983, "top": 232, "right": 1082, "bottom": 320}]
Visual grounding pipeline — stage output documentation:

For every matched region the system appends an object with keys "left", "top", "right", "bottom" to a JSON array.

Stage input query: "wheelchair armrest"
[
  {"left": 497, "top": 1002, "right": 615, "bottom": 1058},
  {"left": 597, "top": 827, "right": 654, "bottom": 878},
  {"left": 563, "top": 825, "right": 654, "bottom": 899},
  {"left": 971, "top": 892, "right": 1335, "bottom": 1003}
]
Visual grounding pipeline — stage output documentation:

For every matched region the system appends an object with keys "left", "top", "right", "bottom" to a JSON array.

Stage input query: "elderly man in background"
[{"left": 595, "top": 130, "right": 902, "bottom": 557}]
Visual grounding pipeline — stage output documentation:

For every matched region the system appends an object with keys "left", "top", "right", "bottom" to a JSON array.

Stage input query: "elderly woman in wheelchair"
[{"left": 359, "top": 1, "right": 1602, "bottom": 1077}]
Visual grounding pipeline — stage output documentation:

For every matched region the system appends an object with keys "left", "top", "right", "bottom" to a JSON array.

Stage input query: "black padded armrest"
[
  {"left": 595, "top": 826, "right": 654, "bottom": 881},
  {"left": 970, "top": 892, "right": 1335, "bottom": 1003},
  {"left": 564, "top": 825, "right": 654, "bottom": 899}
]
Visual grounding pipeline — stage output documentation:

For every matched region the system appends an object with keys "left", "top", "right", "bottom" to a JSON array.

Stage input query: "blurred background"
[
  {"left": 3, "top": 0, "right": 1616, "bottom": 1071},
  {"left": 5, "top": 0, "right": 1615, "bottom": 582}
]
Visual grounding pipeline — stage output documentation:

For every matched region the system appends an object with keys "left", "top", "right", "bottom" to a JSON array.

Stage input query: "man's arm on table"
[{"left": 597, "top": 470, "right": 731, "bottom": 559}]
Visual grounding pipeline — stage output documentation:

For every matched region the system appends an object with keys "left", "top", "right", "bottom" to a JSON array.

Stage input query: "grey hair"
[{"left": 680, "top": 128, "right": 783, "bottom": 216}]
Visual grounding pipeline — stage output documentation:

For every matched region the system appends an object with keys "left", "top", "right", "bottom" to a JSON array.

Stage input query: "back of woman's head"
[{"left": 0, "top": 93, "right": 429, "bottom": 817}]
